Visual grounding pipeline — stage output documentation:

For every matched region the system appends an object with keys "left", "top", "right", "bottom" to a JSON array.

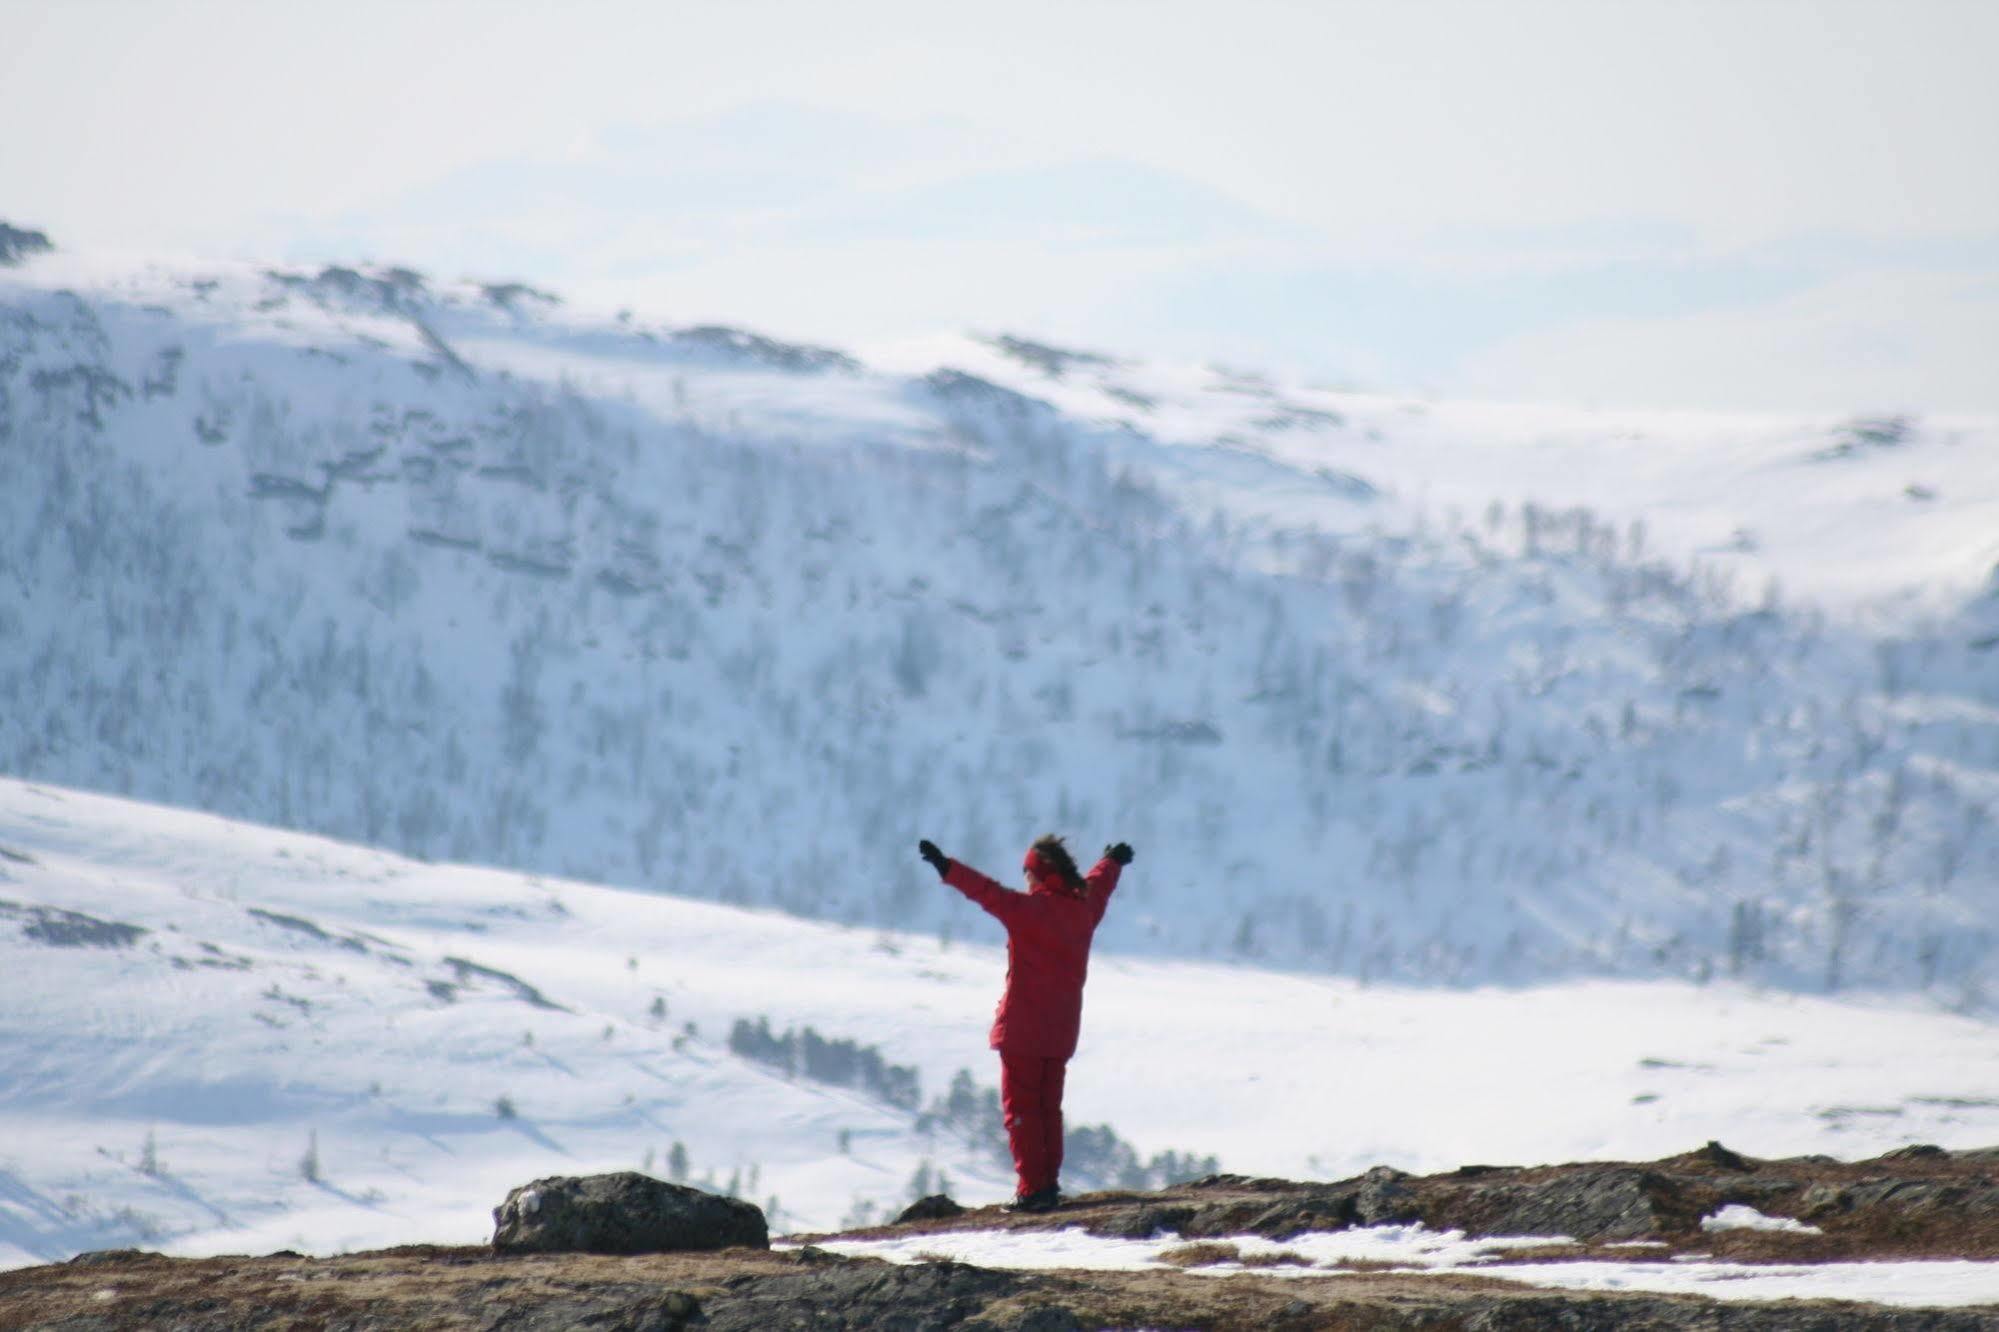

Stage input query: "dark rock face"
[
  {"left": 492, "top": 1172, "right": 767, "bottom": 1254},
  {"left": 1234, "top": 1188, "right": 1358, "bottom": 1240},
  {"left": 897, "top": 1193, "right": 968, "bottom": 1224},
  {"left": 1353, "top": 1164, "right": 1422, "bottom": 1225},
  {"left": 1450, "top": 1166, "right": 1686, "bottom": 1242},
  {"left": 0, "top": 222, "right": 53, "bottom": 266},
  {"left": 1804, "top": 1174, "right": 1999, "bottom": 1228}
]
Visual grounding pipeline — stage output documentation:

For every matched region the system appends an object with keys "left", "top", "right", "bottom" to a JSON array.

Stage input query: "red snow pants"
[{"left": 999, "top": 1051, "right": 1067, "bottom": 1197}]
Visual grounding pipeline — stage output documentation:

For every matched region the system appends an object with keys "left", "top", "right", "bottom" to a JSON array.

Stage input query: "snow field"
[{"left": 5, "top": 778, "right": 1999, "bottom": 1271}]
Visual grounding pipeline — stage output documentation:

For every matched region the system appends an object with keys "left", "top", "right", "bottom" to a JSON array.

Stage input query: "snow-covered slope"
[
  {"left": 2, "top": 245, "right": 1998, "bottom": 998},
  {"left": 7, "top": 778, "right": 1999, "bottom": 1270}
]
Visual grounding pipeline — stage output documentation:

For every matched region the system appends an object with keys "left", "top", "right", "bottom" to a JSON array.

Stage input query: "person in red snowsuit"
[{"left": 917, "top": 833, "right": 1132, "bottom": 1211}]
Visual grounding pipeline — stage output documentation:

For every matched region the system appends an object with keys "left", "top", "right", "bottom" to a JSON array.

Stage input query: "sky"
[{"left": 5, "top": 0, "right": 1997, "bottom": 412}]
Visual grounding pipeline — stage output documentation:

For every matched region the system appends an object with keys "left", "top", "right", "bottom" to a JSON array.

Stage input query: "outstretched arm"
[
  {"left": 919, "top": 840, "right": 1027, "bottom": 926},
  {"left": 1086, "top": 842, "right": 1132, "bottom": 925}
]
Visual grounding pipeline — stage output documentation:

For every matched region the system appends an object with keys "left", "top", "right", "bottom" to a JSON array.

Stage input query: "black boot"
[{"left": 1007, "top": 1186, "right": 1060, "bottom": 1213}]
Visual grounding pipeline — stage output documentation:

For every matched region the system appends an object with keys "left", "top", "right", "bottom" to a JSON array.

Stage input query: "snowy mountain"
[
  {"left": 9, "top": 776, "right": 1999, "bottom": 1269},
  {"left": 3, "top": 237, "right": 1998, "bottom": 1000}
]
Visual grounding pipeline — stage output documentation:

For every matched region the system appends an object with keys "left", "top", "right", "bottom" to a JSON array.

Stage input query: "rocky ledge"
[
  {"left": 833, "top": 1139, "right": 1999, "bottom": 1265},
  {"left": 4, "top": 1144, "right": 1998, "bottom": 1330}
]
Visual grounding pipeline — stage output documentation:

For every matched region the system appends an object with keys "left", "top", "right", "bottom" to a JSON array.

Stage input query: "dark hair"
[{"left": 1030, "top": 834, "right": 1086, "bottom": 896}]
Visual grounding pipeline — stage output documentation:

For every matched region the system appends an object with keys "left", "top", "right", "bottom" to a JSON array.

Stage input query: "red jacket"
[{"left": 945, "top": 852, "right": 1123, "bottom": 1060}]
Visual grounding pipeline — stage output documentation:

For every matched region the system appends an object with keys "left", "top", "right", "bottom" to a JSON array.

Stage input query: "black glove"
[
  {"left": 918, "top": 839, "right": 951, "bottom": 878},
  {"left": 1105, "top": 842, "right": 1134, "bottom": 866}
]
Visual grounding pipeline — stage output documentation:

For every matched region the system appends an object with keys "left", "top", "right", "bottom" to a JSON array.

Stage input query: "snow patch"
[
  {"left": 808, "top": 1226, "right": 1999, "bottom": 1308},
  {"left": 1700, "top": 1203, "right": 1823, "bottom": 1235}
]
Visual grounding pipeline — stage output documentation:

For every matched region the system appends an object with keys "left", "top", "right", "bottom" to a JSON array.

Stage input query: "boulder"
[
  {"left": 895, "top": 1193, "right": 966, "bottom": 1224},
  {"left": 493, "top": 1172, "right": 767, "bottom": 1254}
]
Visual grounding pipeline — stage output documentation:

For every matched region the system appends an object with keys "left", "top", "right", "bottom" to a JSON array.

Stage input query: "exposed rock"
[
  {"left": 1884, "top": 1144, "right": 1951, "bottom": 1162},
  {"left": 0, "top": 221, "right": 52, "bottom": 266},
  {"left": 897, "top": 1193, "right": 968, "bottom": 1224},
  {"left": 64, "top": 1248, "right": 165, "bottom": 1267},
  {"left": 1353, "top": 1164, "right": 1422, "bottom": 1225},
  {"left": 481, "top": 281, "right": 561, "bottom": 310},
  {"left": 266, "top": 263, "right": 429, "bottom": 314},
  {"left": 882, "top": 1144, "right": 1999, "bottom": 1266},
  {"left": 492, "top": 1172, "right": 768, "bottom": 1254},
  {"left": 1453, "top": 1166, "right": 1686, "bottom": 1241},
  {"left": 445, "top": 955, "right": 565, "bottom": 1010},
  {"left": 1089, "top": 1203, "right": 1194, "bottom": 1240},
  {"left": 1101, "top": 1161, "right": 1681, "bottom": 1243},
  {"left": 1194, "top": 1186, "right": 1359, "bottom": 1240},
  {"left": 1685, "top": 1139, "right": 1753, "bottom": 1170},
  {"left": 980, "top": 333, "right": 1115, "bottom": 379},
  {"left": 671, "top": 325, "right": 858, "bottom": 375},
  {"left": 0, "top": 900, "right": 148, "bottom": 948}
]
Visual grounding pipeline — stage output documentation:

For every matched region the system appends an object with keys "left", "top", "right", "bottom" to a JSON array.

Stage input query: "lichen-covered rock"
[{"left": 492, "top": 1172, "right": 767, "bottom": 1254}]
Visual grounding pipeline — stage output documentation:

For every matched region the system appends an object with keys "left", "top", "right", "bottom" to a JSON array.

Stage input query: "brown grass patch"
[
  {"left": 1158, "top": 1241, "right": 1314, "bottom": 1269},
  {"left": 1158, "top": 1241, "right": 1243, "bottom": 1267}
]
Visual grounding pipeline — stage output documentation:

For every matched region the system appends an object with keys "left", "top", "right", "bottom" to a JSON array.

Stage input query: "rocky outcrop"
[
  {"left": 1046, "top": 1142, "right": 1999, "bottom": 1257},
  {"left": 11, "top": 1149, "right": 1999, "bottom": 1329},
  {"left": 5, "top": 1240, "right": 1997, "bottom": 1331},
  {"left": 1430, "top": 1163, "right": 1689, "bottom": 1241},
  {"left": 492, "top": 1172, "right": 768, "bottom": 1254}
]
